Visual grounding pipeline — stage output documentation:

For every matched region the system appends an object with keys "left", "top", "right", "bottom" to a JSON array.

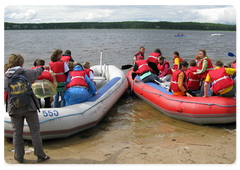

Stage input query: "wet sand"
[{"left": 4, "top": 94, "right": 236, "bottom": 164}]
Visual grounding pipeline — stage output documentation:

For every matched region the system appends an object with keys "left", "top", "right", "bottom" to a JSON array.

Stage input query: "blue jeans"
[
  {"left": 142, "top": 74, "right": 161, "bottom": 84},
  {"left": 53, "top": 91, "right": 65, "bottom": 108}
]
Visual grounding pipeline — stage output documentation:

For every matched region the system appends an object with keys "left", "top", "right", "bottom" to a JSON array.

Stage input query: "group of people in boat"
[
  {"left": 132, "top": 46, "right": 236, "bottom": 98},
  {"left": 4, "top": 49, "right": 97, "bottom": 109}
]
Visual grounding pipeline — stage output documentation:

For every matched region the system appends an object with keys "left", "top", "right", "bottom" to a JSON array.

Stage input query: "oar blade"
[
  {"left": 228, "top": 52, "right": 235, "bottom": 57},
  {"left": 121, "top": 64, "right": 133, "bottom": 70}
]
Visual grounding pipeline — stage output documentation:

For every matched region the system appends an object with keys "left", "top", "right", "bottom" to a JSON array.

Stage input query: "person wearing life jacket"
[
  {"left": 158, "top": 56, "right": 173, "bottom": 82},
  {"left": 133, "top": 46, "right": 145, "bottom": 63},
  {"left": 31, "top": 59, "right": 55, "bottom": 108},
  {"left": 193, "top": 49, "right": 213, "bottom": 96},
  {"left": 83, "top": 61, "right": 94, "bottom": 82},
  {"left": 172, "top": 51, "right": 183, "bottom": 71},
  {"left": 132, "top": 55, "right": 161, "bottom": 84},
  {"left": 147, "top": 48, "right": 161, "bottom": 75},
  {"left": 169, "top": 60, "right": 195, "bottom": 97},
  {"left": 61, "top": 50, "right": 74, "bottom": 63},
  {"left": 185, "top": 60, "right": 200, "bottom": 91},
  {"left": 49, "top": 49, "right": 69, "bottom": 108},
  {"left": 64, "top": 63, "right": 96, "bottom": 106},
  {"left": 204, "top": 60, "right": 236, "bottom": 97}
]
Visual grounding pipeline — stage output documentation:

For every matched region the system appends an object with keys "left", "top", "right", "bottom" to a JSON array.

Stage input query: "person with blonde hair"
[{"left": 4, "top": 53, "right": 50, "bottom": 163}]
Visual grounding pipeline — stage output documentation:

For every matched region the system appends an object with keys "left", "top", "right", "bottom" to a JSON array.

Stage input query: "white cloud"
[
  {"left": 5, "top": 9, "right": 37, "bottom": 20},
  {"left": 84, "top": 10, "right": 113, "bottom": 21},
  {"left": 3, "top": 5, "right": 236, "bottom": 25},
  {"left": 189, "top": 6, "right": 236, "bottom": 24}
]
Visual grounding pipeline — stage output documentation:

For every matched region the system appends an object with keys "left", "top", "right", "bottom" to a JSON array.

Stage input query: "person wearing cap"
[
  {"left": 158, "top": 56, "right": 173, "bottom": 82},
  {"left": 132, "top": 55, "right": 161, "bottom": 84},
  {"left": 204, "top": 60, "right": 236, "bottom": 97}
]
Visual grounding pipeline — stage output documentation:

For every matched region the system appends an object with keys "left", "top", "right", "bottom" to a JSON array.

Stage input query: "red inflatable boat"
[{"left": 126, "top": 69, "right": 236, "bottom": 125}]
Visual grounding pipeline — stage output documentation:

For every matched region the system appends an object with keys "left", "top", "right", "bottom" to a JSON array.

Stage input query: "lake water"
[
  {"left": 4, "top": 29, "right": 236, "bottom": 69},
  {"left": 4, "top": 29, "right": 236, "bottom": 163}
]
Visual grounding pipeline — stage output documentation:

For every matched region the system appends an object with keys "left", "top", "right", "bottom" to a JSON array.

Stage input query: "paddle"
[
  {"left": 228, "top": 52, "right": 235, "bottom": 57},
  {"left": 121, "top": 64, "right": 133, "bottom": 70}
]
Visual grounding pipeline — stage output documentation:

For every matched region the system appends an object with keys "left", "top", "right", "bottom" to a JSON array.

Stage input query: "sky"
[{"left": 3, "top": 4, "right": 237, "bottom": 25}]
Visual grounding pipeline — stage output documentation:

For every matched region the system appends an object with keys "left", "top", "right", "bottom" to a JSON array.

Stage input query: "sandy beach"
[{"left": 5, "top": 124, "right": 236, "bottom": 164}]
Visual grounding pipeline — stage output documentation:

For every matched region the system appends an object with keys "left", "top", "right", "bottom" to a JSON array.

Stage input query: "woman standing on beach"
[{"left": 4, "top": 53, "right": 50, "bottom": 163}]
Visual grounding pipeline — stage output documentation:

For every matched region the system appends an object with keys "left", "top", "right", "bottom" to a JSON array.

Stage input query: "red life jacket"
[
  {"left": 147, "top": 52, "right": 160, "bottom": 65},
  {"left": 171, "top": 70, "right": 187, "bottom": 91},
  {"left": 65, "top": 71, "right": 88, "bottom": 90},
  {"left": 186, "top": 66, "right": 200, "bottom": 90},
  {"left": 30, "top": 66, "right": 54, "bottom": 83},
  {"left": 84, "top": 68, "right": 94, "bottom": 78},
  {"left": 208, "top": 67, "right": 234, "bottom": 94},
  {"left": 198, "top": 58, "right": 213, "bottom": 79},
  {"left": 49, "top": 60, "right": 67, "bottom": 83},
  {"left": 172, "top": 57, "right": 183, "bottom": 70},
  {"left": 136, "top": 59, "right": 152, "bottom": 75},
  {"left": 61, "top": 55, "right": 71, "bottom": 63},
  {"left": 158, "top": 60, "right": 173, "bottom": 75},
  {"left": 135, "top": 51, "right": 144, "bottom": 59}
]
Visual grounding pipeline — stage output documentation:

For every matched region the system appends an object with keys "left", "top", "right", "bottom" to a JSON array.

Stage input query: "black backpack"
[{"left": 7, "top": 73, "right": 32, "bottom": 111}]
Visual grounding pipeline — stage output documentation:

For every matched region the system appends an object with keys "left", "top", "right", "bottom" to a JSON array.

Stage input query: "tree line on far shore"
[{"left": 4, "top": 21, "right": 236, "bottom": 31}]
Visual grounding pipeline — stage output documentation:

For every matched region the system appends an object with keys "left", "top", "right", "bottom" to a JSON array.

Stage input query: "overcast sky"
[{"left": 3, "top": 4, "right": 236, "bottom": 25}]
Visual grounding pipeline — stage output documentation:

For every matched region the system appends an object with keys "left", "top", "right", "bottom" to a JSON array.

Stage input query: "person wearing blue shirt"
[{"left": 64, "top": 63, "right": 96, "bottom": 106}]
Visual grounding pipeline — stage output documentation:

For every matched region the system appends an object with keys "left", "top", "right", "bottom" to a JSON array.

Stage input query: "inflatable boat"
[
  {"left": 126, "top": 69, "right": 236, "bottom": 125},
  {"left": 4, "top": 64, "right": 128, "bottom": 140},
  {"left": 174, "top": 34, "right": 186, "bottom": 37},
  {"left": 211, "top": 33, "right": 224, "bottom": 37}
]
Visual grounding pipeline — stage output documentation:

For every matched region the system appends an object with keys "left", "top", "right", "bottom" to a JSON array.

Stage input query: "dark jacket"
[{"left": 4, "top": 66, "right": 44, "bottom": 115}]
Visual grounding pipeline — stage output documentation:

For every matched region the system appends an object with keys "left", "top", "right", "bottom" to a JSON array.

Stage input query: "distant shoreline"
[{"left": 4, "top": 21, "right": 236, "bottom": 31}]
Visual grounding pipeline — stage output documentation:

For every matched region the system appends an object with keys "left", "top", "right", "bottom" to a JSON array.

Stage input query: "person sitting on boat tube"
[
  {"left": 204, "top": 60, "right": 236, "bottom": 98},
  {"left": 64, "top": 63, "right": 96, "bottom": 106},
  {"left": 169, "top": 60, "right": 196, "bottom": 97},
  {"left": 158, "top": 56, "right": 173, "bottom": 82},
  {"left": 172, "top": 51, "right": 183, "bottom": 71},
  {"left": 133, "top": 46, "right": 145, "bottom": 63},
  {"left": 132, "top": 55, "right": 161, "bottom": 84},
  {"left": 185, "top": 60, "right": 200, "bottom": 91},
  {"left": 147, "top": 48, "right": 161, "bottom": 75}
]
